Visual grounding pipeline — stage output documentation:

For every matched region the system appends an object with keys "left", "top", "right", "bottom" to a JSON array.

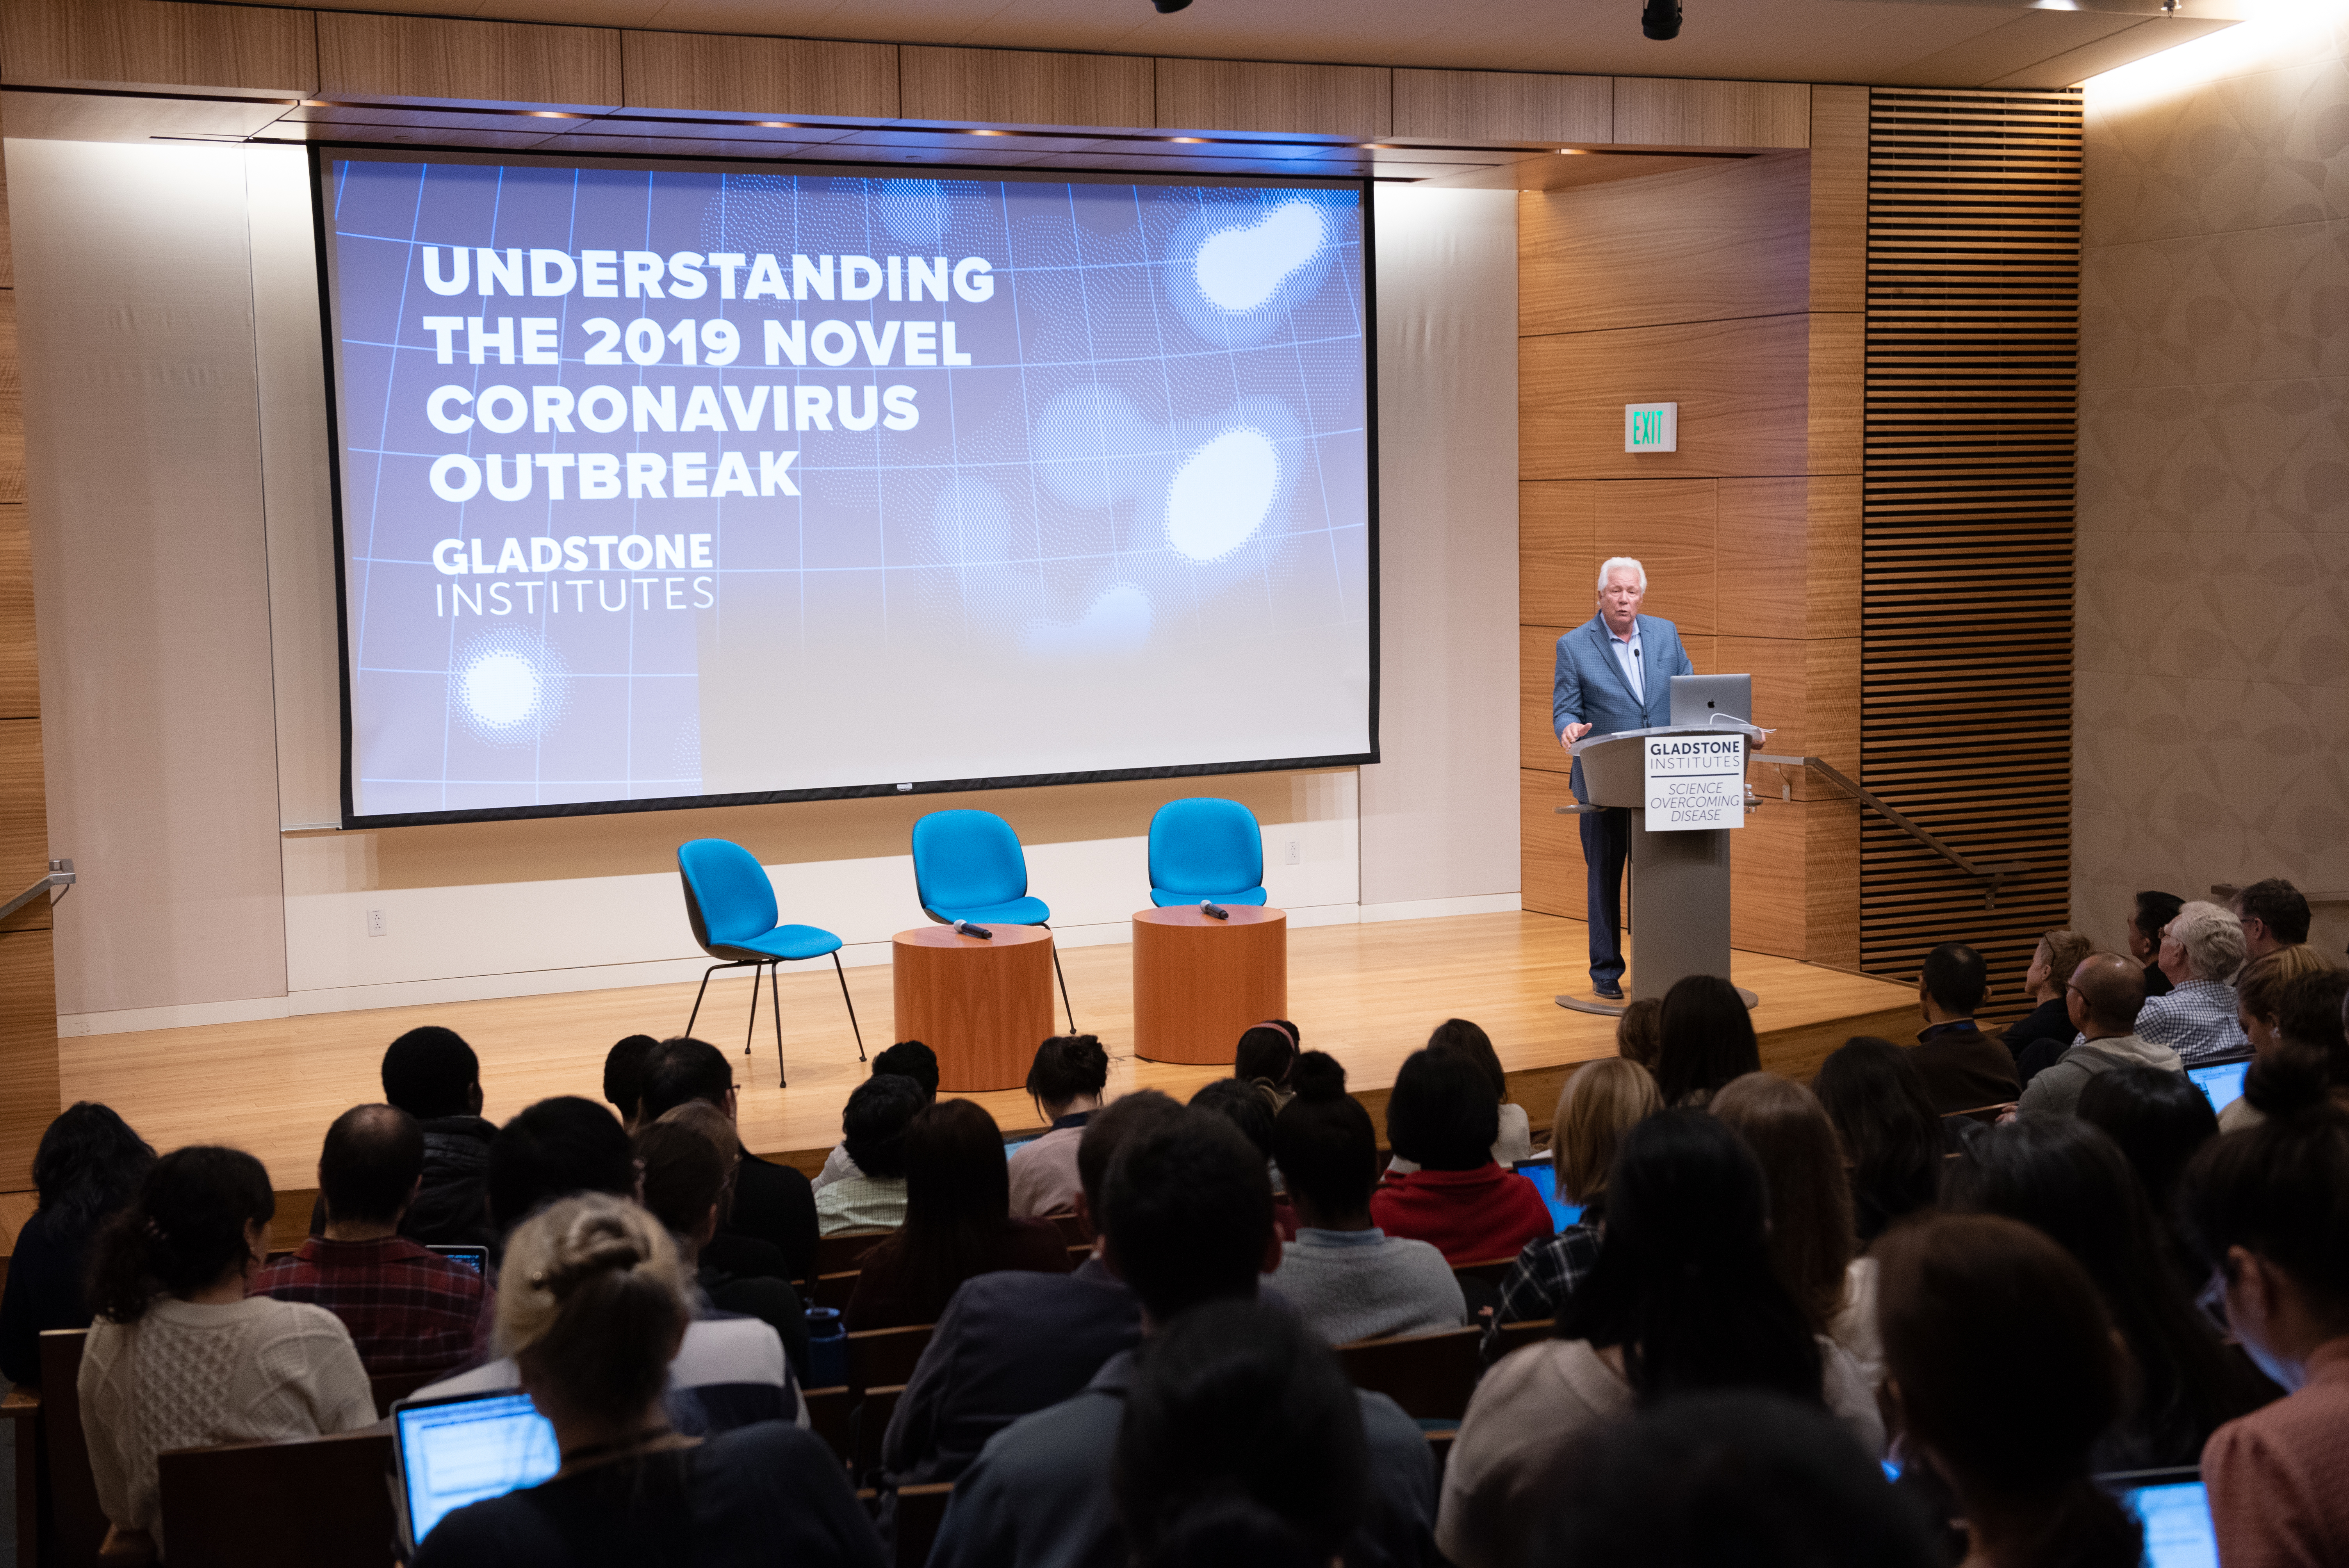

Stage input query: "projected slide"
[{"left": 323, "top": 155, "right": 1373, "bottom": 825}]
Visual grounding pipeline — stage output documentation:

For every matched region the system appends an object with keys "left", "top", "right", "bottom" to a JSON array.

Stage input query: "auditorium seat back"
[
  {"left": 815, "top": 1228, "right": 896, "bottom": 1276},
  {"left": 1337, "top": 1326, "right": 1483, "bottom": 1422},
  {"left": 895, "top": 1482, "right": 955, "bottom": 1568},
  {"left": 39, "top": 1329, "right": 107, "bottom": 1568},
  {"left": 157, "top": 1429, "right": 396, "bottom": 1568},
  {"left": 845, "top": 1323, "right": 933, "bottom": 1393}
]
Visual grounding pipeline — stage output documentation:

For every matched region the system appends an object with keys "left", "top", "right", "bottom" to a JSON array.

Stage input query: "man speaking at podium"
[{"left": 1553, "top": 558, "right": 1696, "bottom": 1000}]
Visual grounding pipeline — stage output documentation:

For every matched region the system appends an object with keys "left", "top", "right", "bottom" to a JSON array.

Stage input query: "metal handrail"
[
  {"left": 1753, "top": 756, "right": 2029, "bottom": 907},
  {"left": 0, "top": 860, "right": 75, "bottom": 922}
]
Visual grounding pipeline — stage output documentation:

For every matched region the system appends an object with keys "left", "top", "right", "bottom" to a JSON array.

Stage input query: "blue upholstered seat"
[
  {"left": 1148, "top": 797, "right": 1268, "bottom": 907},
  {"left": 911, "top": 810, "right": 1053, "bottom": 927},
  {"left": 675, "top": 837, "right": 861, "bottom": 1082}
]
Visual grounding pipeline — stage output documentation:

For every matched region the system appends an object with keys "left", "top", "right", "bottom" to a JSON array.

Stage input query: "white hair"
[
  {"left": 2165, "top": 900, "right": 2247, "bottom": 985},
  {"left": 1597, "top": 557, "right": 1647, "bottom": 595}
]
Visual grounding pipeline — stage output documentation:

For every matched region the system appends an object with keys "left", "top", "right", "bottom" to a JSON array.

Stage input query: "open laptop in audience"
[
  {"left": 2183, "top": 1053, "right": 2251, "bottom": 1117},
  {"left": 393, "top": 1389, "right": 560, "bottom": 1556},
  {"left": 2098, "top": 1466, "right": 2218, "bottom": 1568}
]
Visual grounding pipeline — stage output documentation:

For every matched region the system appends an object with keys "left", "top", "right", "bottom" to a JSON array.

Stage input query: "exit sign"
[{"left": 1625, "top": 403, "right": 1678, "bottom": 453}]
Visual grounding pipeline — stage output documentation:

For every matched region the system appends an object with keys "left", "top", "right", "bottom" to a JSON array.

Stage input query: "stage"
[{"left": 55, "top": 911, "right": 1915, "bottom": 1224}]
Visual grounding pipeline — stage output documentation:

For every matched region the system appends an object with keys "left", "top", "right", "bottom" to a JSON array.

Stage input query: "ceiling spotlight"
[
  {"left": 1641, "top": 0, "right": 1681, "bottom": 39},
  {"left": 1154, "top": 0, "right": 1192, "bottom": 11}
]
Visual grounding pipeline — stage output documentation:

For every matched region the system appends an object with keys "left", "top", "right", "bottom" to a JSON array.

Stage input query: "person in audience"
[
  {"left": 1489, "top": 1058, "right": 1660, "bottom": 1348},
  {"left": 1424, "top": 1018, "right": 1534, "bottom": 1164},
  {"left": 1371, "top": 1048, "right": 1553, "bottom": 1265},
  {"left": 602, "top": 1033, "right": 659, "bottom": 1131},
  {"left": 814, "top": 1072, "right": 924, "bottom": 1235},
  {"left": 2139, "top": 899, "right": 2251, "bottom": 1064},
  {"left": 79, "top": 1146, "right": 375, "bottom": 1559},
  {"left": 1907, "top": 942, "right": 2020, "bottom": 1114},
  {"left": 2128, "top": 889, "right": 2185, "bottom": 1000},
  {"left": 880, "top": 1091, "right": 1180, "bottom": 1489},
  {"left": 2005, "top": 927, "right": 2094, "bottom": 1060},
  {"left": 813, "top": 1041, "right": 937, "bottom": 1191},
  {"left": 2016, "top": 952, "right": 2178, "bottom": 1117},
  {"left": 633, "top": 1119, "right": 808, "bottom": 1378},
  {"left": 1811, "top": 1038, "right": 1943, "bottom": 1245},
  {"left": 2076, "top": 1066, "right": 2217, "bottom": 1264},
  {"left": 1614, "top": 996, "right": 1662, "bottom": 1070},
  {"left": 252, "top": 1104, "right": 493, "bottom": 1379},
  {"left": 1710, "top": 1073, "right": 1880, "bottom": 1387},
  {"left": 419, "top": 1122, "right": 804, "bottom": 1436},
  {"left": 411, "top": 1194, "right": 882, "bottom": 1568},
  {"left": 2232, "top": 876, "right": 2312, "bottom": 964},
  {"left": 1113, "top": 1301, "right": 1369, "bottom": 1568},
  {"left": 1233, "top": 1019, "right": 1302, "bottom": 1108},
  {"left": 1437, "top": 1112, "right": 1881, "bottom": 1568},
  {"left": 846, "top": 1098, "right": 1069, "bottom": 1331},
  {"left": 927, "top": 1107, "right": 1437, "bottom": 1568},
  {"left": 1527, "top": 1392, "right": 1941, "bottom": 1568},
  {"left": 638, "top": 1037, "right": 818, "bottom": 1280},
  {"left": 1008, "top": 1033, "right": 1111, "bottom": 1218},
  {"left": 380, "top": 1025, "right": 498, "bottom": 1247},
  {"left": 1876, "top": 1213, "right": 2140, "bottom": 1568},
  {"left": 1268, "top": 1051, "right": 1465, "bottom": 1344},
  {"left": 1652, "top": 974, "right": 1759, "bottom": 1108},
  {"left": 0, "top": 1102, "right": 154, "bottom": 1386},
  {"left": 2230, "top": 957, "right": 2349, "bottom": 1131},
  {"left": 1188, "top": 1076, "right": 1294, "bottom": 1235},
  {"left": 1942, "top": 1116, "right": 2256, "bottom": 1468},
  {"left": 2178, "top": 1099, "right": 2349, "bottom": 1568},
  {"left": 654, "top": 1100, "right": 799, "bottom": 1288}
]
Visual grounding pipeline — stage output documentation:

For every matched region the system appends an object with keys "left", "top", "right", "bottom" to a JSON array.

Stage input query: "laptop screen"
[
  {"left": 1512, "top": 1159, "right": 1584, "bottom": 1233},
  {"left": 2120, "top": 1478, "right": 2219, "bottom": 1568},
  {"left": 396, "top": 1392, "right": 560, "bottom": 1547},
  {"left": 2187, "top": 1060, "right": 2249, "bottom": 1116},
  {"left": 1003, "top": 1137, "right": 1035, "bottom": 1161}
]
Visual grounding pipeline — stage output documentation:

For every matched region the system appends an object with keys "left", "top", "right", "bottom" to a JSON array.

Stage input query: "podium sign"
[{"left": 1642, "top": 735, "right": 1744, "bottom": 831}]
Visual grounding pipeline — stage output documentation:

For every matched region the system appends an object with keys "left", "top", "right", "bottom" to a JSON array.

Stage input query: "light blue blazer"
[{"left": 1551, "top": 614, "right": 1697, "bottom": 802}]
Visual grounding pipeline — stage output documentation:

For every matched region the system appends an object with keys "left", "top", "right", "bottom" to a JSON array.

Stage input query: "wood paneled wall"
[
  {"left": 0, "top": 105, "right": 56, "bottom": 1192},
  {"left": 0, "top": 0, "right": 1814, "bottom": 150},
  {"left": 1859, "top": 88, "right": 2077, "bottom": 985},
  {"left": 1519, "top": 87, "right": 1867, "bottom": 971}
]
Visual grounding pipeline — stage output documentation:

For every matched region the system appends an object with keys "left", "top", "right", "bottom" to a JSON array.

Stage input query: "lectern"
[{"left": 1558, "top": 720, "right": 1764, "bottom": 1016}]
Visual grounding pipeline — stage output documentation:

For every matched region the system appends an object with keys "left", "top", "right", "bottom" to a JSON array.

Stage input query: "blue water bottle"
[{"left": 806, "top": 1306, "right": 848, "bottom": 1389}]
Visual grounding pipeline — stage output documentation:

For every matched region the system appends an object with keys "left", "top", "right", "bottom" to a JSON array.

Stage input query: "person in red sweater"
[
  {"left": 2180, "top": 1090, "right": 2349, "bottom": 1568},
  {"left": 1372, "top": 1049, "right": 1554, "bottom": 1265}
]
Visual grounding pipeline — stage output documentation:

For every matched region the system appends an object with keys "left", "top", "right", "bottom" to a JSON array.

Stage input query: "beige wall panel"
[
  {"left": 1521, "top": 767, "right": 1594, "bottom": 919},
  {"left": 1520, "top": 154, "right": 1809, "bottom": 337},
  {"left": 317, "top": 12, "right": 619, "bottom": 112},
  {"left": 901, "top": 46, "right": 1150, "bottom": 130},
  {"left": 0, "top": 928, "right": 56, "bottom": 1186},
  {"left": 1809, "top": 84, "right": 1866, "bottom": 314},
  {"left": 1518, "top": 481, "right": 1594, "bottom": 627},
  {"left": 1807, "top": 310, "right": 1863, "bottom": 474},
  {"left": 1612, "top": 77, "right": 1810, "bottom": 150},
  {"left": 1392, "top": 69, "right": 1609, "bottom": 145},
  {"left": 0, "top": 505, "right": 32, "bottom": 720},
  {"left": 1520, "top": 314, "right": 1810, "bottom": 481},
  {"left": 622, "top": 31, "right": 895, "bottom": 121},
  {"left": 1154, "top": 57, "right": 1390, "bottom": 139},
  {"left": 0, "top": 0, "right": 315, "bottom": 96},
  {"left": 0, "top": 716, "right": 43, "bottom": 934}
]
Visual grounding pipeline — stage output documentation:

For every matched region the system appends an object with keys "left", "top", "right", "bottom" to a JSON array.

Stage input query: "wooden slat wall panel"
[
  {"left": 1153, "top": 57, "right": 1390, "bottom": 138},
  {"left": 901, "top": 46, "right": 1150, "bottom": 129},
  {"left": 622, "top": 32, "right": 897, "bottom": 120},
  {"left": 1392, "top": 69, "right": 1610, "bottom": 145},
  {"left": 316, "top": 12, "right": 620, "bottom": 112},
  {"left": 1860, "top": 87, "right": 2078, "bottom": 984},
  {"left": 0, "top": 0, "right": 316, "bottom": 96}
]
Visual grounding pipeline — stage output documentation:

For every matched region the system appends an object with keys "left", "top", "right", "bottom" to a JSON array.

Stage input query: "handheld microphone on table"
[
  {"left": 1199, "top": 901, "right": 1229, "bottom": 920},
  {"left": 952, "top": 919, "right": 994, "bottom": 940}
]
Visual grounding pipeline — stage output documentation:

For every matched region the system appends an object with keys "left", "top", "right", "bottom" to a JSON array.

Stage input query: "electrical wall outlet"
[
  {"left": 1285, "top": 838, "right": 1302, "bottom": 866},
  {"left": 367, "top": 908, "right": 388, "bottom": 938}
]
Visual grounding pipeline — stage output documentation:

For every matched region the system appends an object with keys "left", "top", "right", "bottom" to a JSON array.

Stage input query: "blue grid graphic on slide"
[{"left": 329, "top": 162, "right": 1370, "bottom": 819}]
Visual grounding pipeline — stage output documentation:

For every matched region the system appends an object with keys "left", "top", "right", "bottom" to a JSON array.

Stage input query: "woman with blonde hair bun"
[{"left": 415, "top": 1194, "right": 882, "bottom": 1567}]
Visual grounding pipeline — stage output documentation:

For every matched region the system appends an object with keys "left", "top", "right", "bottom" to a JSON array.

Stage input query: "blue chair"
[
  {"left": 678, "top": 838, "right": 864, "bottom": 1085},
  {"left": 1148, "top": 798, "right": 1269, "bottom": 908},
  {"left": 911, "top": 809, "right": 1075, "bottom": 1030}
]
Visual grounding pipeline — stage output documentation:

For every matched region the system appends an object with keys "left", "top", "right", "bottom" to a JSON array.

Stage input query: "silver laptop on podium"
[{"left": 1670, "top": 674, "right": 1752, "bottom": 727}]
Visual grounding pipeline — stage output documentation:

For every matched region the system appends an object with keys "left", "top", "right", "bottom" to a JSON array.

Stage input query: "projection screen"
[{"left": 318, "top": 153, "right": 1376, "bottom": 828}]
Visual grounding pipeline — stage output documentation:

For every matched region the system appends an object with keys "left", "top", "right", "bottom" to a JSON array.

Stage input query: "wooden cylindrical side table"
[
  {"left": 892, "top": 925, "right": 1057, "bottom": 1092},
  {"left": 1131, "top": 905, "right": 1288, "bottom": 1066}
]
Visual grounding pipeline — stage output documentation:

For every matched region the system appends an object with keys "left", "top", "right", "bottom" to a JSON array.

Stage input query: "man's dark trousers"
[{"left": 1581, "top": 805, "right": 1630, "bottom": 991}]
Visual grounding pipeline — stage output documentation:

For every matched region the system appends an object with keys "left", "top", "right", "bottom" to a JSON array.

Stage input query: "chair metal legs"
[
  {"left": 1041, "top": 924, "right": 1076, "bottom": 1033},
  {"left": 831, "top": 952, "right": 867, "bottom": 1060},
  {"left": 684, "top": 954, "right": 866, "bottom": 1088},
  {"left": 686, "top": 960, "right": 757, "bottom": 1038}
]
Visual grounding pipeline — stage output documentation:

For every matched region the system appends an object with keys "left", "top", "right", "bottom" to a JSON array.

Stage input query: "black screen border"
[{"left": 311, "top": 144, "right": 1380, "bottom": 831}]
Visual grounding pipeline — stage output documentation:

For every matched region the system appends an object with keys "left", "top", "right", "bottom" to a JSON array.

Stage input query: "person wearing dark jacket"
[
  {"left": 0, "top": 1103, "right": 156, "bottom": 1385},
  {"left": 2005, "top": 928, "right": 2093, "bottom": 1062},
  {"left": 640, "top": 1037, "right": 819, "bottom": 1283},
  {"left": 315, "top": 1026, "right": 499, "bottom": 1248},
  {"left": 1908, "top": 944, "right": 2020, "bottom": 1114}
]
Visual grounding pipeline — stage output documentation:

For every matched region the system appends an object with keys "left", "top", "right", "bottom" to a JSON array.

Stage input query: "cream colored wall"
[
  {"left": 17, "top": 139, "right": 1520, "bottom": 1032},
  {"left": 2077, "top": 27, "right": 2349, "bottom": 957}
]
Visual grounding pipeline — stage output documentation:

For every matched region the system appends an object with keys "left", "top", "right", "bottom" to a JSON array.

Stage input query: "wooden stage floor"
[{"left": 61, "top": 912, "right": 1916, "bottom": 1192}]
